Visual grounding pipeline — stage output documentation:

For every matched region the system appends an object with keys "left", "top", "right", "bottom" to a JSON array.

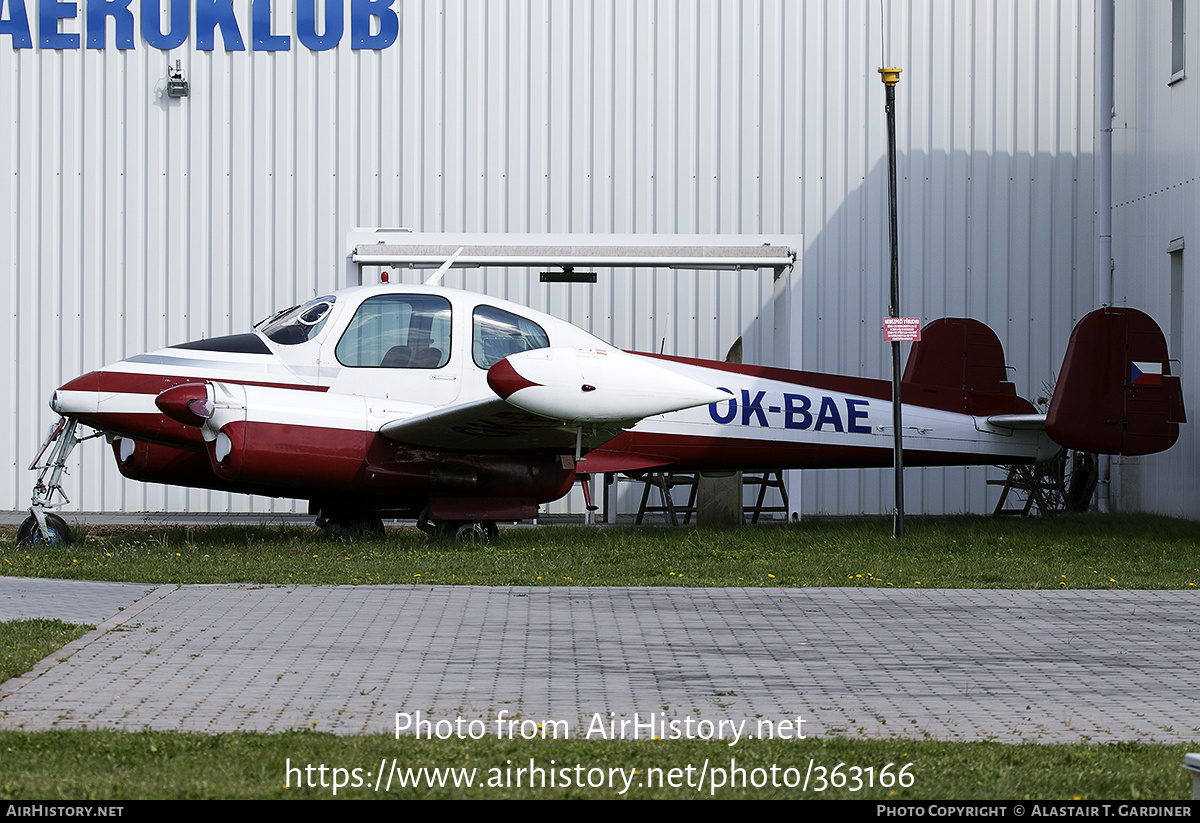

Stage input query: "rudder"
[
  {"left": 1046, "top": 307, "right": 1185, "bottom": 456},
  {"left": 902, "top": 318, "right": 1033, "bottom": 415}
]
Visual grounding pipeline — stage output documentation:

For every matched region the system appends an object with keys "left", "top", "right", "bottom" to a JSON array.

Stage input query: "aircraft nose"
[{"left": 50, "top": 371, "right": 100, "bottom": 415}]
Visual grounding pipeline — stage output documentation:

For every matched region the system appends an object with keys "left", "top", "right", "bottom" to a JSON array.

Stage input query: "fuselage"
[{"left": 49, "top": 284, "right": 1056, "bottom": 519}]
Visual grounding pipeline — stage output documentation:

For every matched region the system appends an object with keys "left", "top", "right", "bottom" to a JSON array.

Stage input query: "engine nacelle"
[
  {"left": 195, "top": 383, "right": 372, "bottom": 489},
  {"left": 149, "top": 381, "right": 576, "bottom": 511}
]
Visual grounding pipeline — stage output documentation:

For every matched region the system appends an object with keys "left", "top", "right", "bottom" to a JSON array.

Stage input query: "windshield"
[
  {"left": 257, "top": 295, "right": 337, "bottom": 345},
  {"left": 472, "top": 305, "right": 550, "bottom": 368}
]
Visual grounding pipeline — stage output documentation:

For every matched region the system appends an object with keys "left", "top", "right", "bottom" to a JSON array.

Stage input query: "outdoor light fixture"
[
  {"left": 167, "top": 61, "right": 189, "bottom": 98},
  {"left": 539, "top": 266, "right": 597, "bottom": 283}
]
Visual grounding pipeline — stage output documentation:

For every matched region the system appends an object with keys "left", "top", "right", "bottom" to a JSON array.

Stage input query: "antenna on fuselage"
[{"left": 423, "top": 247, "right": 465, "bottom": 286}]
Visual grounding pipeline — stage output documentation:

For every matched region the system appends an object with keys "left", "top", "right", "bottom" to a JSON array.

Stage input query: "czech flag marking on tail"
[{"left": 1131, "top": 361, "right": 1164, "bottom": 386}]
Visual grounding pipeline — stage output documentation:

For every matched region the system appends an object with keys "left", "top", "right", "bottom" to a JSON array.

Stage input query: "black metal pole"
[{"left": 880, "top": 67, "right": 904, "bottom": 540}]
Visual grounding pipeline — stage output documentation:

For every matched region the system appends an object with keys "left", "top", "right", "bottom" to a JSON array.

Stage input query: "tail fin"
[
  {"left": 902, "top": 318, "right": 1033, "bottom": 415},
  {"left": 1046, "top": 307, "right": 1186, "bottom": 456}
]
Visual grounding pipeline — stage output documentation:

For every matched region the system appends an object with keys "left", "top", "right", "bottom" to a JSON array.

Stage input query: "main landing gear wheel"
[
  {"left": 314, "top": 513, "right": 385, "bottom": 541},
  {"left": 452, "top": 521, "right": 499, "bottom": 543},
  {"left": 416, "top": 506, "right": 499, "bottom": 543},
  {"left": 16, "top": 513, "right": 72, "bottom": 547},
  {"left": 427, "top": 520, "right": 498, "bottom": 543}
]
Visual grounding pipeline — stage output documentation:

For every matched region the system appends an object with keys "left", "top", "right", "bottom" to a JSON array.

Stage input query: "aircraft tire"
[
  {"left": 315, "top": 512, "right": 385, "bottom": 540},
  {"left": 1066, "top": 452, "right": 1099, "bottom": 513},
  {"left": 16, "top": 513, "right": 72, "bottom": 547},
  {"left": 451, "top": 521, "right": 498, "bottom": 543}
]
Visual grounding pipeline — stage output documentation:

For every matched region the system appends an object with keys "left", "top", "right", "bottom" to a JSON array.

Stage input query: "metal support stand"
[
  {"left": 990, "top": 450, "right": 1097, "bottom": 516},
  {"left": 990, "top": 464, "right": 1064, "bottom": 516},
  {"left": 600, "top": 473, "right": 613, "bottom": 524},
  {"left": 634, "top": 472, "right": 699, "bottom": 526},
  {"left": 745, "top": 471, "right": 790, "bottom": 524},
  {"left": 634, "top": 470, "right": 791, "bottom": 526}
]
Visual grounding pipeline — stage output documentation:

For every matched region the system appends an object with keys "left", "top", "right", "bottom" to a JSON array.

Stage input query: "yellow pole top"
[{"left": 878, "top": 67, "right": 902, "bottom": 86}]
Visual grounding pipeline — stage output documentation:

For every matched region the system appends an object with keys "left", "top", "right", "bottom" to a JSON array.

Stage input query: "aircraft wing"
[
  {"left": 379, "top": 398, "right": 629, "bottom": 452},
  {"left": 379, "top": 400, "right": 682, "bottom": 473},
  {"left": 382, "top": 346, "right": 729, "bottom": 457}
]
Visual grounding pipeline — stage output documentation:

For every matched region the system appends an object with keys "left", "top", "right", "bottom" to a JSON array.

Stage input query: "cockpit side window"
[
  {"left": 335, "top": 294, "right": 452, "bottom": 369},
  {"left": 258, "top": 296, "right": 337, "bottom": 345},
  {"left": 472, "top": 306, "right": 550, "bottom": 369}
]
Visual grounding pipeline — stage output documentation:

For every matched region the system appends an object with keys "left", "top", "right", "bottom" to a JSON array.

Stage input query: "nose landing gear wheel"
[{"left": 16, "top": 513, "right": 72, "bottom": 547}]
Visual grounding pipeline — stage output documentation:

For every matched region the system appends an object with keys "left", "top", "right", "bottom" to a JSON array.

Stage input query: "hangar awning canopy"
[
  {"left": 346, "top": 229, "right": 798, "bottom": 286},
  {"left": 343, "top": 228, "right": 804, "bottom": 522}
]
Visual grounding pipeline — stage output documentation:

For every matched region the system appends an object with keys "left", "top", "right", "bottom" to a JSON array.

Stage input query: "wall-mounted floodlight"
[
  {"left": 167, "top": 61, "right": 189, "bottom": 98},
  {"left": 540, "top": 266, "right": 597, "bottom": 283}
]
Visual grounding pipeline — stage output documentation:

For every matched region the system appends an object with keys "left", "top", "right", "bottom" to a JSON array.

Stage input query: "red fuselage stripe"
[
  {"left": 631, "top": 352, "right": 1035, "bottom": 416},
  {"left": 604, "top": 430, "right": 1034, "bottom": 470},
  {"left": 60, "top": 370, "right": 329, "bottom": 395}
]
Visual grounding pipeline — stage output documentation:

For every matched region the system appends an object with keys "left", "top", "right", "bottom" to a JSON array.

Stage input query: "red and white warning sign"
[{"left": 883, "top": 318, "right": 923, "bottom": 342}]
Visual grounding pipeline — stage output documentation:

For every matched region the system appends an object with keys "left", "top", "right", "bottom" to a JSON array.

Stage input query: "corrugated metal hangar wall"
[
  {"left": 1109, "top": 1, "right": 1200, "bottom": 519},
  {"left": 2, "top": 1, "right": 1114, "bottom": 519}
]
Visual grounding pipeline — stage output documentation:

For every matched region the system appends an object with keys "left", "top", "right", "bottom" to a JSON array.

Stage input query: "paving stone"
[
  {"left": 0, "top": 581, "right": 1196, "bottom": 743},
  {"left": 0, "top": 577, "right": 158, "bottom": 625}
]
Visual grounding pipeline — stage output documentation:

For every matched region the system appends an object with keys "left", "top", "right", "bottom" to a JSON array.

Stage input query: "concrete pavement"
[{"left": 0, "top": 578, "right": 1197, "bottom": 743}]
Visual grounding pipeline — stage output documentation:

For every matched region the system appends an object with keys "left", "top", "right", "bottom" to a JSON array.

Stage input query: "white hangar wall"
[
  {"left": 2, "top": 0, "right": 1101, "bottom": 518},
  {"left": 1109, "top": 1, "right": 1200, "bottom": 519}
]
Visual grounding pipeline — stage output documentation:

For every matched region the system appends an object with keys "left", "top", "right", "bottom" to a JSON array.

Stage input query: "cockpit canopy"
[
  {"left": 257, "top": 295, "right": 337, "bottom": 345},
  {"left": 255, "top": 289, "right": 557, "bottom": 371}
]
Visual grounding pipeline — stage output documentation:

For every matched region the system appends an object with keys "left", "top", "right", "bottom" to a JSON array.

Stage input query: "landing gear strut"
[{"left": 19, "top": 417, "right": 101, "bottom": 546}]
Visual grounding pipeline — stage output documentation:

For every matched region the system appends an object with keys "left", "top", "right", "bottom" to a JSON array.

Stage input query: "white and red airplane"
[{"left": 23, "top": 283, "right": 1185, "bottom": 543}]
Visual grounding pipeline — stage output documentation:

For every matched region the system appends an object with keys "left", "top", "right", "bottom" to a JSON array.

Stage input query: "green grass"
[
  {"left": 0, "top": 619, "right": 93, "bottom": 685},
  {"left": 1, "top": 513, "right": 1197, "bottom": 589},
  {"left": 2, "top": 514, "right": 1197, "bottom": 800},
  {"left": 0, "top": 730, "right": 1192, "bottom": 799}
]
